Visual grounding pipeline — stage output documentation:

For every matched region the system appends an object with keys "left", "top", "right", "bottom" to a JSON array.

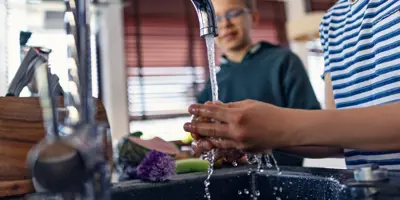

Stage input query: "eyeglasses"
[{"left": 216, "top": 8, "right": 251, "bottom": 23}]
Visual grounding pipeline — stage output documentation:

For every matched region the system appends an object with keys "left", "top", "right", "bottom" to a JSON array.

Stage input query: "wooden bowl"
[{"left": 0, "top": 97, "right": 109, "bottom": 197}]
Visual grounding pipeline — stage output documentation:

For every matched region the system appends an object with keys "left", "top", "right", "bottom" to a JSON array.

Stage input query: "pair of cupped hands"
[{"left": 183, "top": 100, "right": 293, "bottom": 164}]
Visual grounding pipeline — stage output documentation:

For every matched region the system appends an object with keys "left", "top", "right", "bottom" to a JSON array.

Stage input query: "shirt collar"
[{"left": 220, "top": 42, "right": 263, "bottom": 64}]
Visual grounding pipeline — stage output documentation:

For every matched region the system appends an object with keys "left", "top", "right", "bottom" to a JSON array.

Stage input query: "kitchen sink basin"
[
  {"left": 112, "top": 166, "right": 400, "bottom": 200},
  {"left": 112, "top": 166, "right": 351, "bottom": 200},
  {"left": 18, "top": 165, "right": 400, "bottom": 200}
]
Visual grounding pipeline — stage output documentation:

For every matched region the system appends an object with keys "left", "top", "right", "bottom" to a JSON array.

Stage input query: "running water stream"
[
  {"left": 203, "top": 35, "right": 281, "bottom": 200},
  {"left": 203, "top": 34, "right": 218, "bottom": 200}
]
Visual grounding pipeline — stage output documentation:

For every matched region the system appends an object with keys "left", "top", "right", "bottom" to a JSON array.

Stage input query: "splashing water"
[
  {"left": 269, "top": 153, "right": 281, "bottom": 174},
  {"left": 203, "top": 35, "right": 218, "bottom": 200},
  {"left": 232, "top": 161, "right": 238, "bottom": 167},
  {"left": 250, "top": 171, "right": 259, "bottom": 200},
  {"left": 242, "top": 153, "right": 281, "bottom": 199},
  {"left": 263, "top": 154, "right": 273, "bottom": 168},
  {"left": 256, "top": 154, "right": 263, "bottom": 172},
  {"left": 203, "top": 150, "right": 216, "bottom": 200}
]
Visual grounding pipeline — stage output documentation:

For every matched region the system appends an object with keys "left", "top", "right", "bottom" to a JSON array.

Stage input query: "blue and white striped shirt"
[{"left": 320, "top": 0, "right": 400, "bottom": 170}]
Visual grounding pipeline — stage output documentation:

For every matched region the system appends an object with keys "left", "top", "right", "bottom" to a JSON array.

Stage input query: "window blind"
[{"left": 125, "top": 0, "right": 288, "bottom": 120}]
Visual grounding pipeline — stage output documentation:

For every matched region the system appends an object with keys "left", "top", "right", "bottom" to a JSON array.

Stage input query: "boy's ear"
[{"left": 251, "top": 11, "right": 260, "bottom": 28}]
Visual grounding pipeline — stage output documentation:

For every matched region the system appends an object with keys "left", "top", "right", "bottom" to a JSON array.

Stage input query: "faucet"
[
  {"left": 191, "top": 0, "right": 219, "bottom": 37},
  {"left": 27, "top": 0, "right": 112, "bottom": 199},
  {"left": 27, "top": 0, "right": 217, "bottom": 199}
]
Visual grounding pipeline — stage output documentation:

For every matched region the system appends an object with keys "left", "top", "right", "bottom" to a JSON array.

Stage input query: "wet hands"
[
  {"left": 191, "top": 139, "right": 246, "bottom": 164},
  {"left": 189, "top": 112, "right": 245, "bottom": 164},
  {"left": 184, "top": 100, "right": 292, "bottom": 155}
]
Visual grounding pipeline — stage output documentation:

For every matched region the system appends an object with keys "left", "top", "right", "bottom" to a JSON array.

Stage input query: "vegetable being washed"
[
  {"left": 181, "top": 132, "right": 194, "bottom": 144},
  {"left": 176, "top": 158, "right": 209, "bottom": 174},
  {"left": 136, "top": 150, "right": 176, "bottom": 182}
]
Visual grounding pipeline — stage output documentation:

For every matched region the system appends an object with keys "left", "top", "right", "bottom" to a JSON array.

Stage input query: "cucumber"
[{"left": 176, "top": 159, "right": 209, "bottom": 174}]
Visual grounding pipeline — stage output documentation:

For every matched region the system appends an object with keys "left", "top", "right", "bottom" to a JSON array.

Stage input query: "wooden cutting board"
[
  {"left": 0, "top": 180, "right": 33, "bottom": 197},
  {"left": 0, "top": 97, "right": 109, "bottom": 197}
]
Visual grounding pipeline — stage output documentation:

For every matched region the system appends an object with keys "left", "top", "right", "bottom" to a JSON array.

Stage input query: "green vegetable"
[
  {"left": 130, "top": 131, "right": 143, "bottom": 138},
  {"left": 176, "top": 159, "right": 209, "bottom": 174}
]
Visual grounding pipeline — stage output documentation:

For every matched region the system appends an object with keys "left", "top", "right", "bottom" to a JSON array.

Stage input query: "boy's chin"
[{"left": 224, "top": 42, "right": 246, "bottom": 52}]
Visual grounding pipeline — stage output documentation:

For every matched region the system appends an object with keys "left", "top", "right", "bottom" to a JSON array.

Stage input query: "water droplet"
[
  {"left": 232, "top": 161, "right": 238, "bottom": 167},
  {"left": 255, "top": 190, "right": 260, "bottom": 196},
  {"left": 289, "top": 182, "right": 293, "bottom": 185},
  {"left": 279, "top": 187, "right": 282, "bottom": 192},
  {"left": 238, "top": 190, "right": 242, "bottom": 195},
  {"left": 274, "top": 187, "right": 278, "bottom": 191},
  {"left": 276, "top": 197, "right": 281, "bottom": 200},
  {"left": 244, "top": 189, "right": 249, "bottom": 194}
]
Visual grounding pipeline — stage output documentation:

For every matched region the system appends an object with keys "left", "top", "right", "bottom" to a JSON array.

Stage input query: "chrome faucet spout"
[
  {"left": 190, "top": 0, "right": 218, "bottom": 37},
  {"left": 27, "top": 1, "right": 112, "bottom": 199}
]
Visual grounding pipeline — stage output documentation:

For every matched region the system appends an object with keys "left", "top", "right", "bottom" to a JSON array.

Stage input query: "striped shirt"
[{"left": 320, "top": 0, "right": 400, "bottom": 170}]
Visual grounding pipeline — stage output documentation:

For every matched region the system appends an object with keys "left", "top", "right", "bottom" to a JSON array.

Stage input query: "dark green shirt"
[{"left": 197, "top": 41, "right": 321, "bottom": 166}]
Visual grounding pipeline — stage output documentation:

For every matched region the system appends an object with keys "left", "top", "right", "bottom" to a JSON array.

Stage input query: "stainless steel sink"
[{"left": 112, "top": 166, "right": 353, "bottom": 200}]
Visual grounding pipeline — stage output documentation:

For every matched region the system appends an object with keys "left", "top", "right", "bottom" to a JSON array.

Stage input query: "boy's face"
[{"left": 212, "top": 0, "right": 258, "bottom": 52}]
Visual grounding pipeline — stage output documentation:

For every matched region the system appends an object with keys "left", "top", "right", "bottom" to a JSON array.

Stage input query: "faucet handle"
[
  {"left": 7, "top": 48, "right": 45, "bottom": 96},
  {"left": 36, "top": 61, "right": 60, "bottom": 140},
  {"left": 353, "top": 165, "right": 389, "bottom": 182}
]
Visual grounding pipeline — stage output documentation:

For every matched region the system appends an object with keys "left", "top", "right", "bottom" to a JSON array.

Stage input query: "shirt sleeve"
[
  {"left": 320, "top": 19, "right": 331, "bottom": 80},
  {"left": 282, "top": 52, "right": 321, "bottom": 110}
]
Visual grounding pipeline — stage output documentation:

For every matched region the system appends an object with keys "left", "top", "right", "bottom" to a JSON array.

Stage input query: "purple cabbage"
[{"left": 136, "top": 150, "right": 176, "bottom": 182}]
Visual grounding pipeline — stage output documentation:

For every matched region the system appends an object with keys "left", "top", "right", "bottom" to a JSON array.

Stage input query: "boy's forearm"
[
  {"left": 278, "top": 146, "right": 343, "bottom": 159},
  {"left": 291, "top": 102, "right": 400, "bottom": 151}
]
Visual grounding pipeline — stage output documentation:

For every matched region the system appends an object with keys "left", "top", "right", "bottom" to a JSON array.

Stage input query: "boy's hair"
[{"left": 244, "top": 0, "right": 256, "bottom": 11}]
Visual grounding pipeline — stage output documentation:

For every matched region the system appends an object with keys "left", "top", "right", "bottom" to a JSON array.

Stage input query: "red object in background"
[
  {"left": 20, "top": 46, "right": 52, "bottom": 61},
  {"left": 305, "top": 0, "right": 337, "bottom": 12}
]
